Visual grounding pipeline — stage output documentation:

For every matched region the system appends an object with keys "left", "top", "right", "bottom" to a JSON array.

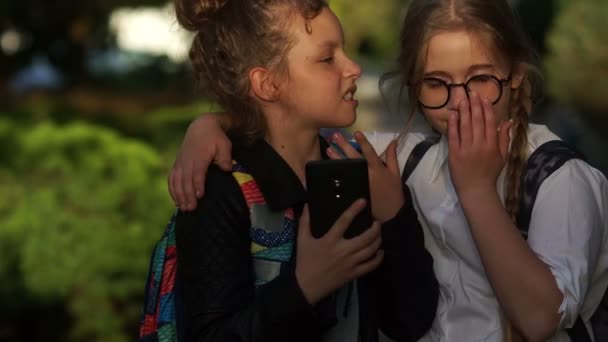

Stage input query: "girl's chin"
[
  {"left": 330, "top": 112, "right": 357, "bottom": 128},
  {"left": 430, "top": 121, "right": 448, "bottom": 135}
]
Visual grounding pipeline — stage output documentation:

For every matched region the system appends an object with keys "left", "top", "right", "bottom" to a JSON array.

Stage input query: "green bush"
[{"left": 0, "top": 118, "right": 173, "bottom": 341}]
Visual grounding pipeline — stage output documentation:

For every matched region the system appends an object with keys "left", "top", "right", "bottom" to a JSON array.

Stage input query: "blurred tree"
[
  {"left": 514, "top": 0, "right": 558, "bottom": 55},
  {"left": 331, "top": 0, "right": 406, "bottom": 66},
  {"left": 544, "top": 0, "right": 608, "bottom": 122},
  {"left": 0, "top": 117, "right": 172, "bottom": 341},
  {"left": 0, "top": 0, "right": 167, "bottom": 83}
]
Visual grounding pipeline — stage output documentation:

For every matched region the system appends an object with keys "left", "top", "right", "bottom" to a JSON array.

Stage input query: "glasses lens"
[
  {"left": 419, "top": 78, "right": 449, "bottom": 108},
  {"left": 467, "top": 75, "right": 502, "bottom": 103}
]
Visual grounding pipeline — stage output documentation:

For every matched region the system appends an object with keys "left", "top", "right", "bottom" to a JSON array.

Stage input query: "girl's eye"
[
  {"left": 423, "top": 78, "right": 445, "bottom": 88},
  {"left": 470, "top": 74, "right": 492, "bottom": 82},
  {"left": 321, "top": 57, "right": 334, "bottom": 64}
]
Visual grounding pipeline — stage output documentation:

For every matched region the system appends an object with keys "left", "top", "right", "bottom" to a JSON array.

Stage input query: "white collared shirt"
[{"left": 365, "top": 124, "right": 608, "bottom": 342}]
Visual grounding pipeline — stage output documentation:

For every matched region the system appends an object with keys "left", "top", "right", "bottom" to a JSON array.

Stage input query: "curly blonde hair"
[{"left": 174, "top": 0, "right": 326, "bottom": 142}]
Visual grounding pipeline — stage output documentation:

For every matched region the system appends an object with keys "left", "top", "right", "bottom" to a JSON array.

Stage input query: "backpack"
[
  {"left": 402, "top": 137, "right": 608, "bottom": 342},
  {"left": 138, "top": 162, "right": 296, "bottom": 342},
  {"left": 138, "top": 214, "right": 179, "bottom": 342}
]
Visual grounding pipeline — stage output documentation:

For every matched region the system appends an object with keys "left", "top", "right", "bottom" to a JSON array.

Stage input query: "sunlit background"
[{"left": 1, "top": 0, "right": 607, "bottom": 340}]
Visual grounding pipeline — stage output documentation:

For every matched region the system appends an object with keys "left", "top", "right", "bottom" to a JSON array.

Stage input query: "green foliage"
[
  {"left": 544, "top": 0, "right": 608, "bottom": 115},
  {"left": 331, "top": 0, "right": 406, "bottom": 65},
  {"left": 0, "top": 117, "right": 173, "bottom": 341},
  {"left": 9, "top": 98, "right": 219, "bottom": 155}
]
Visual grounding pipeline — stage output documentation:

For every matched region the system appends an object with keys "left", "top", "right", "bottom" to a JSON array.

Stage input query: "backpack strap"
[
  {"left": 139, "top": 213, "right": 179, "bottom": 342},
  {"left": 231, "top": 161, "right": 296, "bottom": 286},
  {"left": 401, "top": 135, "right": 441, "bottom": 184},
  {"left": 514, "top": 140, "right": 593, "bottom": 341},
  {"left": 515, "top": 140, "right": 586, "bottom": 238}
]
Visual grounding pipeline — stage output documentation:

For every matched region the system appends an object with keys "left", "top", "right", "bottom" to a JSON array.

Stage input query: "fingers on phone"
[
  {"left": 352, "top": 250, "right": 384, "bottom": 278},
  {"left": 350, "top": 232, "right": 382, "bottom": 264},
  {"left": 327, "top": 198, "right": 367, "bottom": 239},
  {"left": 346, "top": 221, "right": 380, "bottom": 251},
  {"left": 327, "top": 146, "right": 345, "bottom": 160},
  {"left": 331, "top": 132, "right": 361, "bottom": 159},
  {"left": 353, "top": 132, "right": 378, "bottom": 163}
]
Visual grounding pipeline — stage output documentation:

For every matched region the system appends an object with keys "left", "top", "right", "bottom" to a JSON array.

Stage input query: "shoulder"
[
  {"left": 524, "top": 124, "right": 606, "bottom": 190},
  {"left": 203, "top": 164, "right": 244, "bottom": 200},
  {"left": 538, "top": 158, "right": 608, "bottom": 204},
  {"left": 176, "top": 164, "right": 249, "bottom": 236},
  {"left": 525, "top": 124, "right": 562, "bottom": 153},
  {"left": 526, "top": 127, "right": 608, "bottom": 230}
]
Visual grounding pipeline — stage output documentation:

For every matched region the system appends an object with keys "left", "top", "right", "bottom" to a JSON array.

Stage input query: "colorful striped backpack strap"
[
  {"left": 138, "top": 213, "right": 179, "bottom": 342},
  {"left": 230, "top": 161, "right": 296, "bottom": 286}
]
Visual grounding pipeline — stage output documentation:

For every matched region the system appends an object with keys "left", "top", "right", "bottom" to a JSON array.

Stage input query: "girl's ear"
[
  {"left": 249, "top": 67, "right": 281, "bottom": 102},
  {"left": 510, "top": 63, "right": 527, "bottom": 90}
]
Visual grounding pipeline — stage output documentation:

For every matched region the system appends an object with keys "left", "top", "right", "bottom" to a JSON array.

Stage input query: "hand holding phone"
[{"left": 295, "top": 202, "right": 383, "bottom": 305}]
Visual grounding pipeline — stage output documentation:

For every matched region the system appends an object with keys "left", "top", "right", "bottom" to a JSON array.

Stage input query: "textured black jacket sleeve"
[
  {"left": 175, "top": 166, "right": 321, "bottom": 342},
  {"left": 374, "top": 185, "right": 439, "bottom": 341}
]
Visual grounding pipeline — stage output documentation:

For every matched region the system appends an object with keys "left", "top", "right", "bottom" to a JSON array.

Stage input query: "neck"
[{"left": 264, "top": 111, "right": 322, "bottom": 185}]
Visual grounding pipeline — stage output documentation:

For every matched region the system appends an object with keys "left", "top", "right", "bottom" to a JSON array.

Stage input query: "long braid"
[{"left": 504, "top": 82, "right": 530, "bottom": 222}]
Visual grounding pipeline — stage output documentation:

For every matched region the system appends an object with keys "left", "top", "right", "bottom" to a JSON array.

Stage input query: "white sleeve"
[{"left": 526, "top": 159, "right": 608, "bottom": 328}]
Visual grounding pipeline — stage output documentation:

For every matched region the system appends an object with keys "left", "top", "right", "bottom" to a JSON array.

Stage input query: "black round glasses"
[{"left": 418, "top": 74, "right": 511, "bottom": 109}]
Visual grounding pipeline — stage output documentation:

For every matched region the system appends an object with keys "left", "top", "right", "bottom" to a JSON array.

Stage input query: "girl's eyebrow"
[
  {"left": 468, "top": 64, "right": 496, "bottom": 73},
  {"left": 317, "top": 40, "right": 340, "bottom": 50},
  {"left": 423, "top": 70, "right": 451, "bottom": 79},
  {"left": 424, "top": 64, "right": 497, "bottom": 79}
]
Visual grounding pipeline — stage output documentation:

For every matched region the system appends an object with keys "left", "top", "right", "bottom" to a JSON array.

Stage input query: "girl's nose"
[
  {"left": 344, "top": 57, "right": 362, "bottom": 79},
  {"left": 446, "top": 85, "right": 468, "bottom": 111}
]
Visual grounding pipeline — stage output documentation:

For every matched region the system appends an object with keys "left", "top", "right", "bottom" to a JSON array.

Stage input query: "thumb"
[
  {"left": 498, "top": 119, "right": 513, "bottom": 161},
  {"left": 385, "top": 139, "right": 400, "bottom": 175},
  {"left": 216, "top": 140, "right": 233, "bottom": 171}
]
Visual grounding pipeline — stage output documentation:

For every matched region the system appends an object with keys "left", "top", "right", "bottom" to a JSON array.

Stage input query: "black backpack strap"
[
  {"left": 516, "top": 140, "right": 586, "bottom": 238},
  {"left": 401, "top": 136, "right": 441, "bottom": 184},
  {"left": 514, "top": 140, "right": 593, "bottom": 341},
  {"left": 590, "top": 293, "right": 608, "bottom": 342}
]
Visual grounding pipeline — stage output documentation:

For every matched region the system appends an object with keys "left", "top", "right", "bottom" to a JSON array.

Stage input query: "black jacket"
[{"left": 175, "top": 138, "right": 438, "bottom": 342}]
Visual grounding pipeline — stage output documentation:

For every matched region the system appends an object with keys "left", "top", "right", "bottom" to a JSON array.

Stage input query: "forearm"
[
  {"left": 459, "top": 189, "right": 562, "bottom": 341},
  {"left": 182, "top": 272, "right": 320, "bottom": 342},
  {"left": 192, "top": 112, "right": 231, "bottom": 132},
  {"left": 375, "top": 200, "right": 438, "bottom": 340}
]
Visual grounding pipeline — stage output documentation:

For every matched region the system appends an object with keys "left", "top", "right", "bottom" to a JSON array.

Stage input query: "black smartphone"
[{"left": 305, "top": 159, "right": 373, "bottom": 239}]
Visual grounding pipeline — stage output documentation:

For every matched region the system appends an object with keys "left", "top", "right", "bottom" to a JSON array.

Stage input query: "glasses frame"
[{"left": 417, "top": 74, "right": 512, "bottom": 109}]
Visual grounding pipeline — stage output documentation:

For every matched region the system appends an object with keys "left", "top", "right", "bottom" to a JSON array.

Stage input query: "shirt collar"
[
  {"left": 429, "top": 134, "right": 449, "bottom": 182},
  {"left": 232, "top": 137, "right": 330, "bottom": 211}
]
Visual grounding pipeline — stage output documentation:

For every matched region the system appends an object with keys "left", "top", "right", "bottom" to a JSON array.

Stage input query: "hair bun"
[
  {"left": 197, "top": 0, "right": 229, "bottom": 15},
  {"left": 175, "top": 0, "right": 229, "bottom": 31}
]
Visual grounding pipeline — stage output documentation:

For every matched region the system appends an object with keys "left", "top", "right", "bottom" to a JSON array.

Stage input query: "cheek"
[
  {"left": 421, "top": 109, "right": 449, "bottom": 134},
  {"left": 323, "top": 73, "right": 341, "bottom": 90}
]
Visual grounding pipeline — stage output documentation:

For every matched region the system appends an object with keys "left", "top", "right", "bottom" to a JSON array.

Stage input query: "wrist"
[
  {"left": 192, "top": 112, "right": 230, "bottom": 131},
  {"left": 457, "top": 184, "right": 499, "bottom": 207},
  {"left": 381, "top": 198, "right": 405, "bottom": 223},
  {"left": 295, "top": 269, "right": 323, "bottom": 305}
]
